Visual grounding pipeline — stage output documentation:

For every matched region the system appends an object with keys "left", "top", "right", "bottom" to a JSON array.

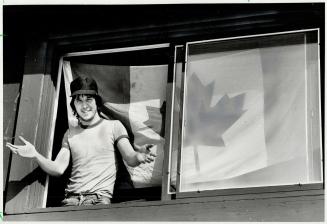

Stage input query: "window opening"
[{"left": 47, "top": 44, "right": 171, "bottom": 205}]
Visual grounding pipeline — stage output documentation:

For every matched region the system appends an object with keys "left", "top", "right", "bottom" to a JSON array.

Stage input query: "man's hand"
[
  {"left": 135, "top": 144, "right": 157, "bottom": 164},
  {"left": 134, "top": 144, "right": 156, "bottom": 156},
  {"left": 118, "top": 139, "right": 157, "bottom": 167},
  {"left": 6, "top": 136, "right": 38, "bottom": 158},
  {"left": 136, "top": 151, "right": 156, "bottom": 164}
]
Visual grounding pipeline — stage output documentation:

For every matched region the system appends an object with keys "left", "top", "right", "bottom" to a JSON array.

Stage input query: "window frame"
[{"left": 166, "top": 28, "right": 324, "bottom": 199}]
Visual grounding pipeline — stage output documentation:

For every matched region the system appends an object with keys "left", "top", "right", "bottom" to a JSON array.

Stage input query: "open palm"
[{"left": 6, "top": 136, "right": 37, "bottom": 158}]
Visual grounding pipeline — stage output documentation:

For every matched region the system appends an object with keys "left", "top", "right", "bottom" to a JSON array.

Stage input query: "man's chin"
[{"left": 79, "top": 116, "right": 93, "bottom": 123}]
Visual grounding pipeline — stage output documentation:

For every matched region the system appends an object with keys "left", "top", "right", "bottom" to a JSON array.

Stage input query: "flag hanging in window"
[{"left": 63, "top": 61, "right": 167, "bottom": 188}]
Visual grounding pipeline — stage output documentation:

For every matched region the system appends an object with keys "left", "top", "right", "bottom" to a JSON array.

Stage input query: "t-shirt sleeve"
[
  {"left": 113, "top": 120, "right": 129, "bottom": 145},
  {"left": 61, "top": 130, "right": 70, "bottom": 150}
]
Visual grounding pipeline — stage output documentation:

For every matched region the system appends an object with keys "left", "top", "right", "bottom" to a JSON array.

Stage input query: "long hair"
[{"left": 70, "top": 94, "right": 103, "bottom": 119}]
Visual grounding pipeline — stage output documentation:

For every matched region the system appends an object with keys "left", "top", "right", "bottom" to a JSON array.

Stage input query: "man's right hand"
[
  {"left": 6, "top": 136, "right": 38, "bottom": 158},
  {"left": 134, "top": 144, "right": 156, "bottom": 156},
  {"left": 136, "top": 151, "right": 156, "bottom": 164}
]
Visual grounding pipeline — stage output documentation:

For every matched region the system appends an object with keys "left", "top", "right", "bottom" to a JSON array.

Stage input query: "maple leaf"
[{"left": 184, "top": 73, "right": 246, "bottom": 147}]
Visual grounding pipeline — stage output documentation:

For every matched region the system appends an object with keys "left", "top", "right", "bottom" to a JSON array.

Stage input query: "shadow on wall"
[{"left": 5, "top": 167, "right": 47, "bottom": 204}]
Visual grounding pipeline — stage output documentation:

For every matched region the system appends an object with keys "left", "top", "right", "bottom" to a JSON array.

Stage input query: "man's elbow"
[{"left": 49, "top": 167, "right": 65, "bottom": 177}]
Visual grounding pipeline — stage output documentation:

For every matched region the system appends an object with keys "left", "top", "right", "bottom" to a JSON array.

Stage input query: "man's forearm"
[
  {"left": 118, "top": 138, "right": 154, "bottom": 167},
  {"left": 123, "top": 151, "right": 142, "bottom": 167},
  {"left": 33, "top": 153, "right": 64, "bottom": 177}
]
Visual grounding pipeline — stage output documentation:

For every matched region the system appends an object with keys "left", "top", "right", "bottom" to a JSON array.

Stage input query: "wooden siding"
[
  {"left": 4, "top": 189, "right": 324, "bottom": 221},
  {"left": 3, "top": 84, "right": 21, "bottom": 187},
  {"left": 5, "top": 41, "right": 56, "bottom": 213},
  {"left": 3, "top": 36, "right": 25, "bottom": 191}
]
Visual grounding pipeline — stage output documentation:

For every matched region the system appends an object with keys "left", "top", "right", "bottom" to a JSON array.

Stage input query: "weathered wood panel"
[
  {"left": 5, "top": 40, "right": 56, "bottom": 213},
  {"left": 3, "top": 36, "right": 25, "bottom": 192},
  {"left": 4, "top": 193, "right": 324, "bottom": 221},
  {"left": 3, "top": 84, "right": 21, "bottom": 188}
]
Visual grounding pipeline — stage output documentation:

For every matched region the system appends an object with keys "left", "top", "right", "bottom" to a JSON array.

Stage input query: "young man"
[{"left": 6, "top": 76, "right": 156, "bottom": 206}]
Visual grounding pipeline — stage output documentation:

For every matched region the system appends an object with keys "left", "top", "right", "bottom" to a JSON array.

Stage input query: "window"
[
  {"left": 47, "top": 29, "right": 322, "bottom": 206},
  {"left": 47, "top": 44, "right": 170, "bottom": 205},
  {"left": 168, "top": 29, "right": 322, "bottom": 195}
]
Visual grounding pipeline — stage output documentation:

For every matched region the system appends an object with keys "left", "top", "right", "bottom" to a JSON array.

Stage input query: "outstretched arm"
[
  {"left": 117, "top": 138, "right": 156, "bottom": 167},
  {"left": 6, "top": 136, "right": 70, "bottom": 177}
]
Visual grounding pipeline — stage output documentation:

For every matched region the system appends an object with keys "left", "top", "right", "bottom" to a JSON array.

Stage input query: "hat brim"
[{"left": 70, "top": 90, "right": 98, "bottom": 96}]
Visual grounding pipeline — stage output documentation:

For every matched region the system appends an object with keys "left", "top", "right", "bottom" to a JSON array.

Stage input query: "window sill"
[
  {"left": 5, "top": 183, "right": 324, "bottom": 216},
  {"left": 175, "top": 182, "right": 324, "bottom": 199}
]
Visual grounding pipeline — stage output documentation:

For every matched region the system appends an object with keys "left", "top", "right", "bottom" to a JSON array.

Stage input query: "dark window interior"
[{"left": 46, "top": 74, "right": 70, "bottom": 207}]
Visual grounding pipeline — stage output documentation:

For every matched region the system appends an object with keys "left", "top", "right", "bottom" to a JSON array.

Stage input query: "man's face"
[{"left": 74, "top": 94, "right": 97, "bottom": 123}]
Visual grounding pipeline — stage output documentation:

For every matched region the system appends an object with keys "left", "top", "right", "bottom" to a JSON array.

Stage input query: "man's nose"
[{"left": 82, "top": 102, "right": 89, "bottom": 108}]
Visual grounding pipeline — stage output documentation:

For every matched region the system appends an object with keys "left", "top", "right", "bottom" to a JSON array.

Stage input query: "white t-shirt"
[{"left": 62, "top": 118, "right": 128, "bottom": 198}]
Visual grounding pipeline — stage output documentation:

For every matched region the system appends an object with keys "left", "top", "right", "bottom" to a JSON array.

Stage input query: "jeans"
[{"left": 61, "top": 193, "right": 111, "bottom": 206}]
